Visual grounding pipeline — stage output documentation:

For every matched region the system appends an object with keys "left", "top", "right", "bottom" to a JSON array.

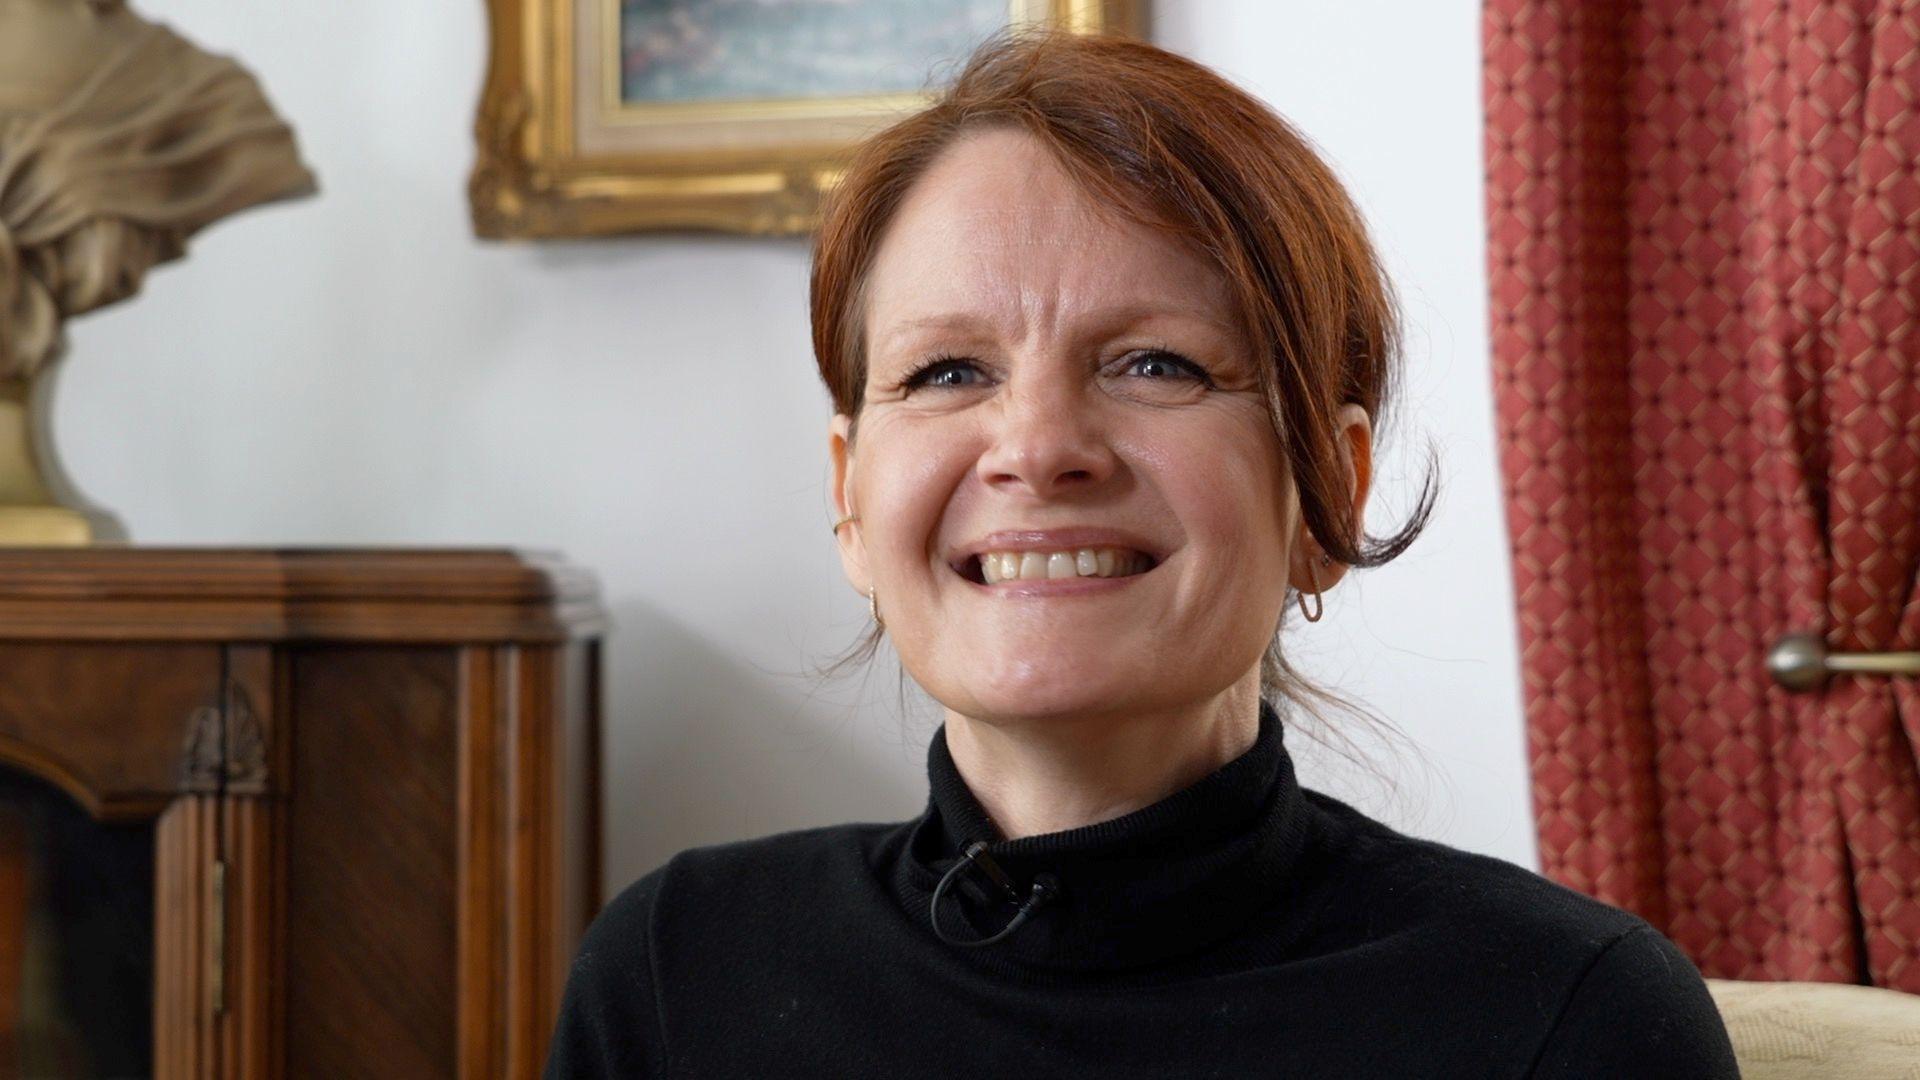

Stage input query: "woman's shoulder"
[
  {"left": 1298, "top": 790, "right": 1738, "bottom": 1076},
  {"left": 585, "top": 819, "right": 902, "bottom": 944},
  {"left": 1303, "top": 788, "right": 1650, "bottom": 945},
  {"left": 548, "top": 819, "right": 903, "bottom": 1075}
]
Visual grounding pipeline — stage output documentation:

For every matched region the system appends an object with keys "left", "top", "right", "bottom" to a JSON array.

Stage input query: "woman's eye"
[
  {"left": 1124, "top": 350, "right": 1208, "bottom": 382},
  {"left": 903, "top": 357, "right": 984, "bottom": 390}
]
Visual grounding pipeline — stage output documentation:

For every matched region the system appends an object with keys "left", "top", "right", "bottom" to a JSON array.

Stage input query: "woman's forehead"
[{"left": 866, "top": 133, "right": 1236, "bottom": 344}]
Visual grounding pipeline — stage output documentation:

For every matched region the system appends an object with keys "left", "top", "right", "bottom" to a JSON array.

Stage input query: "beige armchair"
[{"left": 1705, "top": 978, "right": 1920, "bottom": 1079}]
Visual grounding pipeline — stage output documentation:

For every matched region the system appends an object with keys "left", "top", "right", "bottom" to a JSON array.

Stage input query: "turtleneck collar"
[{"left": 885, "top": 698, "right": 1313, "bottom": 980}]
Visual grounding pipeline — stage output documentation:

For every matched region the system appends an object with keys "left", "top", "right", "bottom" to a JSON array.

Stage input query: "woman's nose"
[{"left": 975, "top": 375, "right": 1117, "bottom": 498}]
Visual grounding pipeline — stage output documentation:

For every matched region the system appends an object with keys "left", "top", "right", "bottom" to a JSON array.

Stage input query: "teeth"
[{"left": 976, "top": 546, "right": 1151, "bottom": 583}]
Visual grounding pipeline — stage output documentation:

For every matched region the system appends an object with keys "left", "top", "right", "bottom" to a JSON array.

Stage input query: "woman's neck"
[{"left": 941, "top": 676, "right": 1264, "bottom": 841}]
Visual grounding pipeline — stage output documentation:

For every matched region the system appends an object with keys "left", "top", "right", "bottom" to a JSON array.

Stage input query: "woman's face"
[{"left": 831, "top": 127, "right": 1338, "bottom": 725}]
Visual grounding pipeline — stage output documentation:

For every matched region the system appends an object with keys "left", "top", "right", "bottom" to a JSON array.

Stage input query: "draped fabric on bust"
[{"left": 0, "top": 17, "right": 314, "bottom": 378}]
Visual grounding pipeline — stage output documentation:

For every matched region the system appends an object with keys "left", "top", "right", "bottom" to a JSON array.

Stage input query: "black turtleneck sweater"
[{"left": 545, "top": 702, "right": 1738, "bottom": 1077}]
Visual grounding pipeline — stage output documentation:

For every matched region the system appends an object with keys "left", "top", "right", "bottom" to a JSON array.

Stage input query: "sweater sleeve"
[
  {"left": 1528, "top": 925, "right": 1739, "bottom": 1079},
  {"left": 544, "top": 864, "right": 671, "bottom": 1079}
]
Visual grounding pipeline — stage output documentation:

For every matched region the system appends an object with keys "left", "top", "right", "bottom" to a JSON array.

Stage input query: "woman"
[{"left": 548, "top": 32, "right": 1738, "bottom": 1078}]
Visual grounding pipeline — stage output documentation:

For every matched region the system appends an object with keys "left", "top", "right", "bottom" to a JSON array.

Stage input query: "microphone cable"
[{"left": 929, "top": 840, "right": 1060, "bottom": 948}]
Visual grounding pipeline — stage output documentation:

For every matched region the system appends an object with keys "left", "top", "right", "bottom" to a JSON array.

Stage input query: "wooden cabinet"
[{"left": 0, "top": 549, "right": 604, "bottom": 1078}]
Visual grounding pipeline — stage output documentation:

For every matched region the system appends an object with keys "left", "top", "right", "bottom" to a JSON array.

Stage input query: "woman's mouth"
[{"left": 960, "top": 547, "right": 1157, "bottom": 585}]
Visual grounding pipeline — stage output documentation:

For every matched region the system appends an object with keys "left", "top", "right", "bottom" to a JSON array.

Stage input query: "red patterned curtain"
[{"left": 1484, "top": 0, "right": 1920, "bottom": 988}]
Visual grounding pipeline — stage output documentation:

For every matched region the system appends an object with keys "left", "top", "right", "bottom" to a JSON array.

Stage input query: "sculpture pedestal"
[
  {"left": 0, "top": 506, "right": 97, "bottom": 545},
  {"left": 0, "top": 373, "right": 126, "bottom": 546}
]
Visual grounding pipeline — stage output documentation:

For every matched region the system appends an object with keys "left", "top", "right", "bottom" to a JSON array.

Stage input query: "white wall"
[{"left": 61, "top": 0, "right": 1534, "bottom": 892}]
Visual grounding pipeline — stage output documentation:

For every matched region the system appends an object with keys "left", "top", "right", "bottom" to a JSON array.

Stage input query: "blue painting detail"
[{"left": 620, "top": 0, "right": 1009, "bottom": 104}]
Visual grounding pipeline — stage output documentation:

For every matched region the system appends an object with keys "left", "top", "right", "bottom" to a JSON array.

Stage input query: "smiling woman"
[
  {"left": 545, "top": 31, "right": 1739, "bottom": 1079},
  {"left": 825, "top": 123, "right": 1373, "bottom": 837}
]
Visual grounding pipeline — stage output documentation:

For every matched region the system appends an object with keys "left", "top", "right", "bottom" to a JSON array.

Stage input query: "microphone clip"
[{"left": 929, "top": 840, "right": 1060, "bottom": 948}]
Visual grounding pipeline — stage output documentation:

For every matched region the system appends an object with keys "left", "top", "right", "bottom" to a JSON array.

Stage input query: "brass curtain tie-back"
[{"left": 1768, "top": 632, "right": 1920, "bottom": 691}]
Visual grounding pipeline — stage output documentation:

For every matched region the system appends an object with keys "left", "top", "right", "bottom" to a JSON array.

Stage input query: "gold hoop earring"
[
  {"left": 868, "top": 584, "right": 884, "bottom": 630},
  {"left": 831, "top": 513, "right": 860, "bottom": 536},
  {"left": 1298, "top": 553, "right": 1331, "bottom": 623}
]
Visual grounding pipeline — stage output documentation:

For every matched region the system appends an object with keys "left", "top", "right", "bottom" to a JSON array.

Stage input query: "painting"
[
  {"left": 471, "top": 0, "right": 1145, "bottom": 238},
  {"left": 617, "top": 0, "right": 1013, "bottom": 104}
]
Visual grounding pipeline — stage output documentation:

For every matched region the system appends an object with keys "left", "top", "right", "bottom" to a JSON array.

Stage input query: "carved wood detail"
[
  {"left": 179, "top": 673, "right": 271, "bottom": 798},
  {"left": 223, "top": 680, "right": 269, "bottom": 797},
  {"left": 180, "top": 705, "right": 224, "bottom": 795}
]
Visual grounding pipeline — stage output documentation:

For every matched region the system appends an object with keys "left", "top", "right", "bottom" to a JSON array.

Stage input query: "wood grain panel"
[
  {"left": 154, "top": 795, "right": 220, "bottom": 1080},
  {"left": 0, "top": 549, "right": 606, "bottom": 643},
  {"left": 285, "top": 647, "right": 458, "bottom": 1080},
  {"left": 502, "top": 645, "right": 554, "bottom": 1078},
  {"left": 0, "top": 644, "right": 218, "bottom": 820},
  {"left": 223, "top": 645, "right": 288, "bottom": 1079},
  {"left": 559, "top": 641, "right": 600, "bottom": 999},
  {"left": 459, "top": 641, "right": 600, "bottom": 1078},
  {"left": 456, "top": 645, "right": 504, "bottom": 1079}
]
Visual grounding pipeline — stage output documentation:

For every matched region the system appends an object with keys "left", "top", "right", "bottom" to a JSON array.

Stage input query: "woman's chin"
[{"left": 946, "top": 662, "right": 1165, "bottom": 723}]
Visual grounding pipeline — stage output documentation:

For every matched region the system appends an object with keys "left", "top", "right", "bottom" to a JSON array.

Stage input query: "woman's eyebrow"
[
  {"left": 866, "top": 315, "right": 987, "bottom": 363},
  {"left": 877, "top": 312, "right": 990, "bottom": 341},
  {"left": 1079, "top": 302, "right": 1240, "bottom": 337},
  {"left": 875, "top": 303, "right": 1238, "bottom": 352}
]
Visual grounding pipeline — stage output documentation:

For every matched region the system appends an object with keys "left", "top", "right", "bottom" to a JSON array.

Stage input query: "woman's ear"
[
  {"left": 828, "top": 413, "right": 870, "bottom": 594},
  {"left": 1289, "top": 403, "right": 1374, "bottom": 592},
  {"left": 1336, "top": 402, "right": 1375, "bottom": 531}
]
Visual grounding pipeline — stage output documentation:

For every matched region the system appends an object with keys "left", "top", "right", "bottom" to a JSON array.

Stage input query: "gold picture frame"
[{"left": 470, "top": 0, "right": 1145, "bottom": 239}]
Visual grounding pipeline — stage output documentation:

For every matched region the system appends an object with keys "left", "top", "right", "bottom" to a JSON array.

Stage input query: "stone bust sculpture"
[{"left": 0, "top": 0, "right": 315, "bottom": 540}]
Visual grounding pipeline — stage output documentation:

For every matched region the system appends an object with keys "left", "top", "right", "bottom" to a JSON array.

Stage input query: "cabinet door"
[{"left": 0, "top": 641, "right": 227, "bottom": 1078}]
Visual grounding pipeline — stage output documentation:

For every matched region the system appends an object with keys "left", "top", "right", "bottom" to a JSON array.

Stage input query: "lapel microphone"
[{"left": 929, "top": 840, "right": 1061, "bottom": 948}]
